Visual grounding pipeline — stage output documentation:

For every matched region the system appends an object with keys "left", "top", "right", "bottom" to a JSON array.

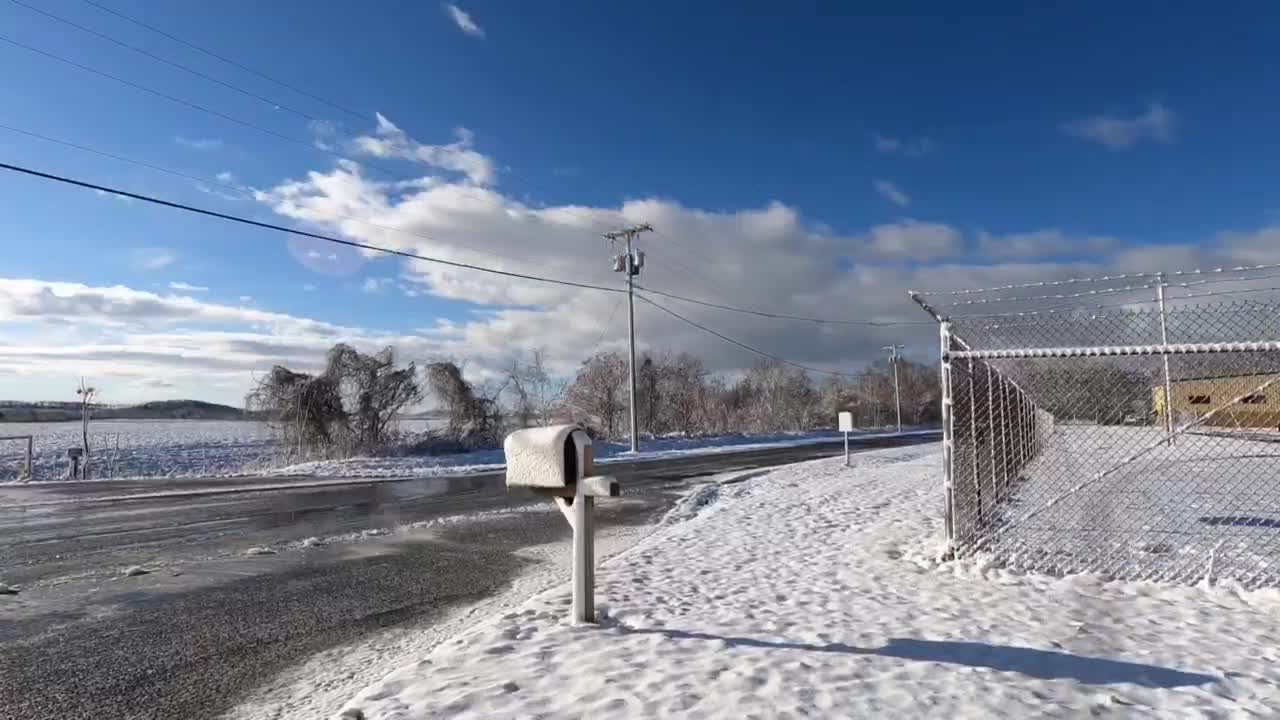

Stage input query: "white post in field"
[{"left": 838, "top": 411, "right": 853, "bottom": 467}]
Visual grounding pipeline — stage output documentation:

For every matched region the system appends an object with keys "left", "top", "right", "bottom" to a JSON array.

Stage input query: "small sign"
[{"left": 838, "top": 412, "right": 853, "bottom": 433}]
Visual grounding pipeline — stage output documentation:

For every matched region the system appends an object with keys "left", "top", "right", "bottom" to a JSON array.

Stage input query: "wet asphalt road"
[{"left": 0, "top": 433, "right": 937, "bottom": 720}]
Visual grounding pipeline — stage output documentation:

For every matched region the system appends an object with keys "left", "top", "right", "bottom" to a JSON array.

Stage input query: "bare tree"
[
  {"left": 564, "top": 351, "right": 628, "bottom": 438},
  {"left": 76, "top": 378, "right": 96, "bottom": 479},
  {"left": 248, "top": 344, "right": 420, "bottom": 456},
  {"left": 505, "top": 349, "right": 565, "bottom": 428},
  {"left": 425, "top": 360, "right": 504, "bottom": 447},
  {"left": 327, "top": 344, "right": 421, "bottom": 449}
]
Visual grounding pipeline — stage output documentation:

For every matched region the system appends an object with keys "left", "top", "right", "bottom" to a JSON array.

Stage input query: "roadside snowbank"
[
  {"left": 270, "top": 427, "right": 933, "bottom": 479},
  {"left": 339, "top": 444, "right": 1280, "bottom": 719}
]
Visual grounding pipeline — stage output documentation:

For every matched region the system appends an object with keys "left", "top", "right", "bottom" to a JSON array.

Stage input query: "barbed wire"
[
  {"left": 931, "top": 282, "right": 1158, "bottom": 308},
  {"left": 916, "top": 262, "right": 1280, "bottom": 300},
  {"left": 912, "top": 271, "right": 1159, "bottom": 297},
  {"left": 1168, "top": 270, "right": 1280, "bottom": 290}
]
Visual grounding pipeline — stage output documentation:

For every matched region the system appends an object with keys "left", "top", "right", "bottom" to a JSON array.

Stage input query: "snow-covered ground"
[
  {"left": 339, "top": 444, "right": 1280, "bottom": 719},
  {"left": 0, "top": 419, "right": 925, "bottom": 482},
  {"left": 992, "top": 425, "right": 1280, "bottom": 586},
  {"left": 0, "top": 419, "right": 279, "bottom": 481},
  {"left": 269, "top": 427, "right": 931, "bottom": 480}
]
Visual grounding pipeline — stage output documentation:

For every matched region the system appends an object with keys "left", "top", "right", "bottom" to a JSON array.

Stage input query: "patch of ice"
[
  {"left": 122, "top": 565, "right": 151, "bottom": 577},
  {"left": 244, "top": 546, "right": 277, "bottom": 556},
  {"left": 0, "top": 582, "right": 19, "bottom": 595}
]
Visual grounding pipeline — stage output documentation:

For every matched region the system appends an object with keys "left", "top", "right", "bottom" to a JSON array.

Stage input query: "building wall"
[{"left": 1152, "top": 374, "right": 1280, "bottom": 429}]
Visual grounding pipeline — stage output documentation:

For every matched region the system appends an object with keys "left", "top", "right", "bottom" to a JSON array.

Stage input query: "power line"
[
  {"left": 0, "top": 122, "right": 606, "bottom": 281},
  {"left": 10, "top": 0, "right": 322, "bottom": 122},
  {"left": 647, "top": 227, "right": 740, "bottom": 300},
  {"left": 0, "top": 33, "right": 410, "bottom": 181},
  {"left": 635, "top": 284, "right": 933, "bottom": 326},
  {"left": 0, "top": 160, "right": 626, "bottom": 294},
  {"left": 79, "top": 0, "right": 368, "bottom": 122},
  {"left": 635, "top": 292, "right": 866, "bottom": 378}
]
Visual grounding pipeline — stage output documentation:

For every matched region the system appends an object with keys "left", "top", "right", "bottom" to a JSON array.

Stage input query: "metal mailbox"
[{"left": 503, "top": 424, "right": 621, "bottom": 623}]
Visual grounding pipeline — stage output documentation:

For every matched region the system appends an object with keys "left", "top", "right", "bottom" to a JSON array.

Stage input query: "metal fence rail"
[{"left": 913, "top": 274, "right": 1280, "bottom": 588}]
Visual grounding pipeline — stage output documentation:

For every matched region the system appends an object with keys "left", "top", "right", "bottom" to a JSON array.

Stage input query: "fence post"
[
  {"left": 939, "top": 321, "right": 956, "bottom": 550},
  {"left": 1156, "top": 271, "right": 1176, "bottom": 447},
  {"left": 25, "top": 436, "right": 32, "bottom": 480},
  {"left": 999, "top": 377, "right": 1010, "bottom": 496},
  {"left": 968, "top": 357, "right": 982, "bottom": 523},
  {"left": 1025, "top": 397, "right": 1033, "bottom": 457},
  {"left": 986, "top": 364, "right": 998, "bottom": 503}
]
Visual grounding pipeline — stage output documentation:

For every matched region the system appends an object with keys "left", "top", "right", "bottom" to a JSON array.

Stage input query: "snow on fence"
[{"left": 912, "top": 269, "right": 1280, "bottom": 588}]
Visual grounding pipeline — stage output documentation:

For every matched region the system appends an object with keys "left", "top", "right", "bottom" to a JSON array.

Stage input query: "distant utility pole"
[
  {"left": 884, "top": 344, "right": 904, "bottom": 434},
  {"left": 604, "top": 223, "right": 653, "bottom": 453}
]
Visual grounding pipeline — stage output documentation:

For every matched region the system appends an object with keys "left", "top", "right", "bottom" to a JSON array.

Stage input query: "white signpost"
[
  {"left": 504, "top": 424, "right": 621, "bottom": 624},
  {"left": 838, "top": 411, "right": 853, "bottom": 466}
]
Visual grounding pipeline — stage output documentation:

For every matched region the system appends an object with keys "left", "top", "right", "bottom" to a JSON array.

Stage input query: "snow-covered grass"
[
  {"left": 268, "top": 427, "right": 932, "bottom": 480},
  {"left": 0, "top": 419, "right": 278, "bottom": 481},
  {"left": 993, "top": 425, "right": 1280, "bottom": 585},
  {"left": 340, "top": 444, "right": 1280, "bottom": 719},
  {"left": 0, "top": 418, "right": 930, "bottom": 483}
]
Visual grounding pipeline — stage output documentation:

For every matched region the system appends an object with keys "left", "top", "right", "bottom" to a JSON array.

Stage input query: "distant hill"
[{"left": 0, "top": 399, "right": 248, "bottom": 423}]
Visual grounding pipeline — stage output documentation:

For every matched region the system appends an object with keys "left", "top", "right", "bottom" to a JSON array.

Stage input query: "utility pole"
[
  {"left": 604, "top": 223, "right": 653, "bottom": 452},
  {"left": 884, "top": 344, "right": 904, "bottom": 434}
]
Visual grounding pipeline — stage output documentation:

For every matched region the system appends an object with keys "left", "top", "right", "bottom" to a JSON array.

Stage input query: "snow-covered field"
[
  {"left": 991, "top": 425, "right": 1280, "bottom": 586},
  {"left": 339, "top": 444, "right": 1280, "bottom": 719},
  {"left": 0, "top": 419, "right": 278, "bottom": 481},
  {"left": 268, "top": 427, "right": 930, "bottom": 480},
  {"left": 0, "top": 419, "right": 923, "bottom": 482}
]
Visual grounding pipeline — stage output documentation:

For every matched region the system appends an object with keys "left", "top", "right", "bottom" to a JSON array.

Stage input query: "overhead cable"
[
  {"left": 0, "top": 160, "right": 625, "bottom": 294},
  {"left": 80, "top": 0, "right": 369, "bottom": 121}
]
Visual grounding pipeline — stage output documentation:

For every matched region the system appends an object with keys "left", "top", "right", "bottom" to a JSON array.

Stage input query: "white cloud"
[
  {"left": 10, "top": 117, "right": 1277, "bottom": 405},
  {"left": 872, "top": 133, "right": 936, "bottom": 157},
  {"left": 1062, "top": 103, "right": 1176, "bottom": 150},
  {"left": 444, "top": 4, "right": 485, "bottom": 37},
  {"left": 307, "top": 119, "right": 339, "bottom": 151},
  {"left": 175, "top": 137, "right": 224, "bottom": 151},
  {"left": 168, "top": 281, "right": 210, "bottom": 293},
  {"left": 216, "top": 171, "right": 236, "bottom": 183},
  {"left": 362, "top": 277, "right": 393, "bottom": 293},
  {"left": 94, "top": 189, "right": 135, "bottom": 204},
  {"left": 976, "top": 229, "right": 1116, "bottom": 259},
  {"left": 130, "top": 247, "right": 176, "bottom": 271},
  {"left": 351, "top": 114, "right": 495, "bottom": 185},
  {"left": 239, "top": 295, "right": 253, "bottom": 303},
  {"left": 873, "top": 180, "right": 911, "bottom": 208},
  {"left": 863, "top": 220, "right": 961, "bottom": 259},
  {"left": 302, "top": 284, "right": 318, "bottom": 292}
]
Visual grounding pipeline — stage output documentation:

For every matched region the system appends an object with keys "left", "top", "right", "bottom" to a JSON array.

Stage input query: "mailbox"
[
  {"left": 503, "top": 423, "right": 621, "bottom": 623},
  {"left": 505, "top": 424, "right": 591, "bottom": 490}
]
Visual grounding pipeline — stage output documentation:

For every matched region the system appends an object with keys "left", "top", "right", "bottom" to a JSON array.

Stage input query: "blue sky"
[{"left": 1, "top": 1, "right": 1279, "bottom": 404}]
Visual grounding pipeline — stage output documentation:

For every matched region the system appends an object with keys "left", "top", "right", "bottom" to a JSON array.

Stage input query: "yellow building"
[{"left": 1153, "top": 373, "right": 1280, "bottom": 429}]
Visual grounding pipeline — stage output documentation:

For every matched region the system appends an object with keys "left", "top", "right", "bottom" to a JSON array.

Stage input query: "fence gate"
[{"left": 913, "top": 272, "right": 1280, "bottom": 587}]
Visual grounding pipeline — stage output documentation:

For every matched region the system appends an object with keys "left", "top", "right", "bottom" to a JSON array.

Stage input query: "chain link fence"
[{"left": 914, "top": 274, "right": 1280, "bottom": 588}]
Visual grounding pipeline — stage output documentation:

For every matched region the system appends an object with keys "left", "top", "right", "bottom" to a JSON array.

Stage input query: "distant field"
[{"left": 0, "top": 418, "right": 437, "bottom": 482}]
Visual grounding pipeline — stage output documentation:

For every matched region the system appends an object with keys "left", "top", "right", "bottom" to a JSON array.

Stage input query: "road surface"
[{"left": 0, "top": 432, "right": 937, "bottom": 720}]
